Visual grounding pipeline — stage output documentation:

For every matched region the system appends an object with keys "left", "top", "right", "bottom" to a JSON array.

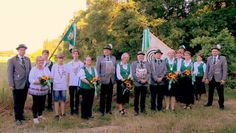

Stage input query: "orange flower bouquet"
[
  {"left": 183, "top": 69, "right": 192, "bottom": 77},
  {"left": 166, "top": 72, "right": 177, "bottom": 90},
  {"left": 39, "top": 76, "right": 50, "bottom": 86},
  {"left": 90, "top": 77, "right": 98, "bottom": 85},
  {"left": 166, "top": 73, "right": 177, "bottom": 82},
  {"left": 39, "top": 75, "right": 52, "bottom": 93},
  {"left": 90, "top": 77, "right": 98, "bottom": 96},
  {"left": 123, "top": 78, "right": 134, "bottom": 91}
]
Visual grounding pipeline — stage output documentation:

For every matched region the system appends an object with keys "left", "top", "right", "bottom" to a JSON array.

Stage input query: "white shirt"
[
  {"left": 116, "top": 62, "right": 132, "bottom": 80},
  {"left": 67, "top": 60, "right": 84, "bottom": 86},
  {"left": 193, "top": 61, "right": 206, "bottom": 75},
  {"left": 18, "top": 55, "right": 25, "bottom": 63},
  {"left": 79, "top": 66, "right": 98, "bottom": 80},
  {"left": 212, "top": 55, "right": 219, "bottom": 64},
  {"left": 51, "top": 63, "right": 69, "bottom": 91},
  {"left": 183, "top": 59, "right": 192, "bottom": 67},
  {"left": 177, "top": 58, "right": 183, "bottom": 72},
  {"left": 43, "top": 60, "right": 53, "bottom": 69},
  {"left": 29, "top": 67, "right": 51, "bottom": 89}
]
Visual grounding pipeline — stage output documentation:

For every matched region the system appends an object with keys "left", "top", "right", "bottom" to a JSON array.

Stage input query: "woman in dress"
[
  {"left": 116, "top": 52, "right": 132, "bottom": 115},
  {"left": 179, "top": 51, "right": 194, "bottom": 109},
  {"left": 29, "top": 56, "right": 51, "bottom": 124},
  {"left": 193, "top": 53, "right": 206, "bottom": 101},
  {"left": 164, "top": 50, "right": 178, "bottom": 111}
]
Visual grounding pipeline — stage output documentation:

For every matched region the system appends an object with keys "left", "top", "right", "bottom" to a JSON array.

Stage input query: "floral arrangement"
[
  {"left": 90, "top": 77, "right": 98, "bottom": 85},
  {"left": 39, "top": 75, "right": 51, "bottom": 93},
  {"left": 166, "top": 72, "right": 178, "bottom": 90},
  {"left": 183, "top": 69, "right": 192, "bottom": 77}
]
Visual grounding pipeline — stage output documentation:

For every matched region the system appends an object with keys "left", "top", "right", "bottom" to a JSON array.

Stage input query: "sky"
[{"left": 0, "top": 0, "right": 86, "bottom": 53}]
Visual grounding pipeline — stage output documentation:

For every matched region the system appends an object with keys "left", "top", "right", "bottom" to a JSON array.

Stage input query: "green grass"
[{"left": 1, "top": 62, "right": 236, "bottom": 133}]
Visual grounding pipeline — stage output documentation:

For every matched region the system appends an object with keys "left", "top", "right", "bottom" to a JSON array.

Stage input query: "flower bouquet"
[
  {"left": 90, "top": 77, "right": 98, "bottom": 96},
  {"left": 182, "top": 69, "right": 192, "bottom": 77},
  {"left": 166, "top": 72, "right": 177, "bottom": 90},
  {"left": 39, "top": 75, "right": 51, "bottom": 93},
  {"left": 122, "top": 78, "right": 134, "bottom": 95}
]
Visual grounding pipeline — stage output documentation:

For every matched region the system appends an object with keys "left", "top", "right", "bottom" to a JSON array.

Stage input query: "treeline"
[{"left": 45, "top": 0, "right": 236, "bottom": 73}]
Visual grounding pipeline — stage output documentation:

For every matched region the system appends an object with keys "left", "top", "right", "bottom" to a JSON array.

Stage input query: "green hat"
[
  {"left": 16, "top": 44, "right": 27, "bottom": 50},
  {"left": 137, "top": 51, "right": 145, "bottom": 55},
  {"left": 154, "top": 49, "right": 163, "bottom": 54},
  {"left": 103, "top": 44, "right": 112, "bottom": 50}
]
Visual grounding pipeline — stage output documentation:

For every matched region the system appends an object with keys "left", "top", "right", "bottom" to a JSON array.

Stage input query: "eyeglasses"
[{"left": 58, "top": 57, "right": 64, "bottom": 59}]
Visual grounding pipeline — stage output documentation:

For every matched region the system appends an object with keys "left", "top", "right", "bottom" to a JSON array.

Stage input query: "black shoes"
[
  {"left": 204, "top": 103, "right": 212, "bottom": 107},
  {"left": 47, "top": 107, "right": 53, "bottom": 112}
]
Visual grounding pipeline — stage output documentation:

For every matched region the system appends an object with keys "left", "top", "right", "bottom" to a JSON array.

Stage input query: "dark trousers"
[
  {"left": 208, "top": 78, "right": 224, "bottom": 107},
  {"left": 99, "top": 82, "right": 113, "bottom": 113},
  {"left": 12, "top": 87, "right": 28, "bottom": 121},
  {"left": 150, "top": 85, "right": 164, "bottom": 111},
  {"left": 32, "top": 95, "right": 46, "bottom": 118},
  {"left": 134, "top": 86, "right": 147, "bottom": 113},
  {"left": 81, "top": 88, "right": 94, "bottom": 118},
  {"left": 46, "top": 83, "right": 53, "bottom": 109},
  {"left": 69, "top": 86, "right": 80, "bottom": 113}
]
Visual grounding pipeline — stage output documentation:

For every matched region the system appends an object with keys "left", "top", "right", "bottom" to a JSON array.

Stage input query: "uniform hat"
[
  {"left": 154, "top": 49, "right": 163, "bottom": 54},
  {"left": 137, "top": 51, "right": 145, "bottom": 55},
  {"left": 211, "top": 44, "right": 221, "bottom": 51},
  {"left": 16, "top": 44, "right": 27, "bottom": 50},
  {"left": 179, "top": 45, "right": 186, "bottom": 49},
  {"left": 103, "top": 44, "right": 113, "bottom": 50},
  {"left": 56, "top": 53, "right": 65, "bottom": 58}
]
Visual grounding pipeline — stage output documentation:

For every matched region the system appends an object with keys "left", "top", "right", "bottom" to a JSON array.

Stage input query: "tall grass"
[
  {"left": 1, "top": 62, "right": 236, "bottom": 132},
  {"left": 0, "top": 63, "right": 13, "bottom": 109}
]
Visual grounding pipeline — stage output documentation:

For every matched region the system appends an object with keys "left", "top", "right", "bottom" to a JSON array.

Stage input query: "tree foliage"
[{"left": 43, "top": 0, "right": 236, "bottom": 72}]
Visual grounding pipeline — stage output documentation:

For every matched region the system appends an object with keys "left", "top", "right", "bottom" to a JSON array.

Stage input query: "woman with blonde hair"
[{"left": 29, "top": 56, "right": 51, "bottom": 124}]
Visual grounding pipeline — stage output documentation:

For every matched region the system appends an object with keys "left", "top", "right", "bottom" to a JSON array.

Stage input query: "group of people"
[{"left": 7, "top": 43, "right": 227, "bottom": 125}]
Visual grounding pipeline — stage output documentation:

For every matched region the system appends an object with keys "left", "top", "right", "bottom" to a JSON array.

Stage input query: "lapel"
[
  {"left": 15, "top": 55, "right": 26, "bottom": 71},
  {"left": 211, "top": 56, "right": 221, "bottom": 66}
]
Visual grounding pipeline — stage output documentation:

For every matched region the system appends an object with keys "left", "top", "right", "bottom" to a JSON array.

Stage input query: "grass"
[{"left": 1, "top": 62, "right": 236, "bottom": 133}]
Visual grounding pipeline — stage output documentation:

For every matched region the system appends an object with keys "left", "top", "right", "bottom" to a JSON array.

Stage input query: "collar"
[
  {"left": 18, "top": 54, "right": 24, "bottom": 59},
  {"left": 213, "top": 55, "right": 219, "bottom": 59}
]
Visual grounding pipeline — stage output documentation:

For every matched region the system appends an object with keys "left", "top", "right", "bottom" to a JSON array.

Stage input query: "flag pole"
[
  {"left": 48, "top": 38, "right": 64, "bottom": 60},
  {"left": 48, "top": 20, "right": 77, "bottom": 60}
]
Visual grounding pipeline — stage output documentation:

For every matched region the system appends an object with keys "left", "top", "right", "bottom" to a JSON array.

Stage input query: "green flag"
[{"left": 63, "top": 23, "right": 76, "bottom": 51}]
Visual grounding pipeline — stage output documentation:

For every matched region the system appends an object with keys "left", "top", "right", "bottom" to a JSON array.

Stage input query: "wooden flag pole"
[{"left": 48, "top": 38, "right": 64, "bottom": 60}]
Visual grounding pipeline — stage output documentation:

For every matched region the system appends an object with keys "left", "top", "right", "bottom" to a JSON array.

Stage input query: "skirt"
[
  {"left": 178, "top": 76, "right": 194, "bottom": 105},
  {"left": 116, "top": 80, "right": 130, "bottom": 104},
  {"left": 194, "top": 76, "right": 206, "bottom": 95},
  {"left": 164, "top": 78, "right": 177, "bottom": 97}
]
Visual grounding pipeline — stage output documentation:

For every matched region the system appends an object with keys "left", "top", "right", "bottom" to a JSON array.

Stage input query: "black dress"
[{"left": 116, "top": 80, "right": 130, "bottom": 104}]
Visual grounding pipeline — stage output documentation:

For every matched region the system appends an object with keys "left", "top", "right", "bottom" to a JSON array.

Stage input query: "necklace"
[{"left": 57, "top": 65, "right": 66, "bottom": 79}]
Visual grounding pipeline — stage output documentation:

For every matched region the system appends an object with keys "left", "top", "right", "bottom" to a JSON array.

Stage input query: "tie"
[
  {"left": 213, "top": 57, "right": 216, "bottom": 64},
  {"left": 106, "top": 56, "right": 110, "bottom": 61},
  {"left": 157, "top": 60, "right": 160, "bottom": 65},
  {"left": 21, "top": 57, "right": 26, "bottom": 69}
]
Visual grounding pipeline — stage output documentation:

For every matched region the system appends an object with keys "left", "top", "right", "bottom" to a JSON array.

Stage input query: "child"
[{"left": 51, "top": 53, "right": 69, "bottom": 120}]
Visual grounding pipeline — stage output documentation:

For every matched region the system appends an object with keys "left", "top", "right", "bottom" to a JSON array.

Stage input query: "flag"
[
  {"left": 63, "top": 23, "right": 76, "bottom": 51},
  {"left": 142, "top": 28, "right": 172, "bottom": 62}
]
